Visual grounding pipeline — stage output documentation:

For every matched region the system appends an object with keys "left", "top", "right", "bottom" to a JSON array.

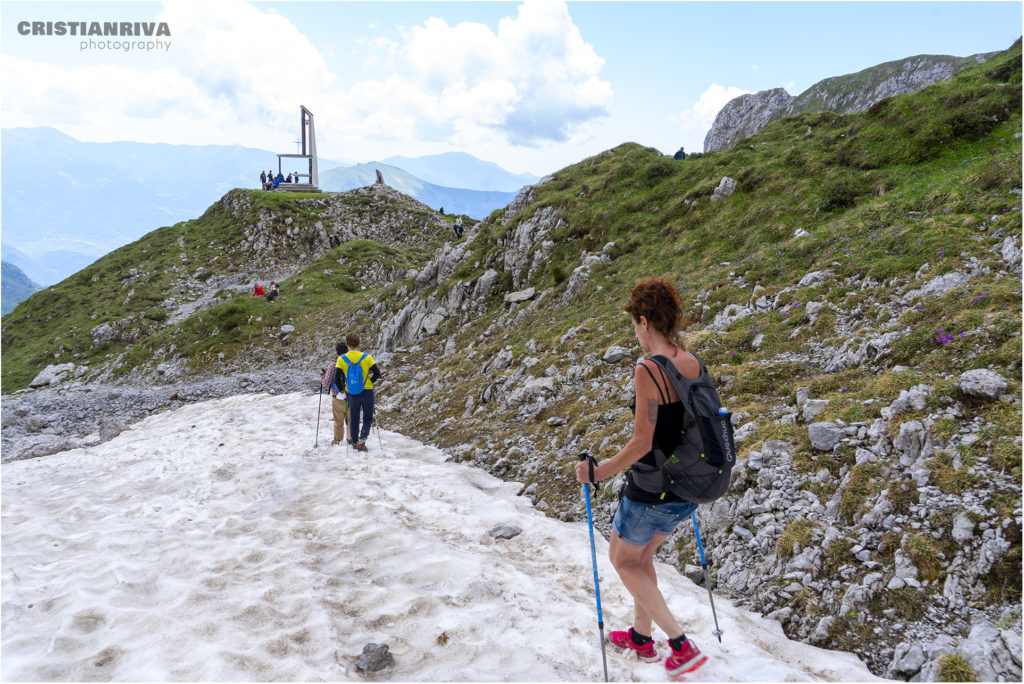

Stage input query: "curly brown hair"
[{"left": 624, "top": 277, "right": 686, "bottom": 348}]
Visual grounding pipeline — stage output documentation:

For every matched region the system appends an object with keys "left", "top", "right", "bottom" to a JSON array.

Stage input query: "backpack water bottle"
[{"left": 344, "top": 353, "right": 368, "bottom": 395}]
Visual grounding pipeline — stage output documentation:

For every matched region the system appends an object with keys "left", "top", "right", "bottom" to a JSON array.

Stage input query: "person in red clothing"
[{"left": 252, "top": 283, "right": 266, "bottom": 296}]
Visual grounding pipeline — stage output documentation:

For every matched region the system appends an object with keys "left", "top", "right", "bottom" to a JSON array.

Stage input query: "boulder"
[
  {"left": 90, "top": 322, "right": 116, "bottom": 347},
  {"left": 473, "top": 269, "right": 500, "bottom": 302},
  {"left": 602, "top": 346, "right": 630, "bottom": 364},
  {"left": 710, "top": 176, "right": 737, "bottom": 202},
  {"left": 1000, "top": 235, "right": 1021, "bottom": 266},
  {"left": 421, "top": 312, "right": 446, "bottom": 336},
  {"left": 504, "top": 288, "right": 536, "bottom": 304},
  {"left": 808, "top": 422, "right": 844, "bottom": 451},
  {"left": 958, "top": 368, "right": 1008, "bottom": 400},
  {"left": 798, "top": 269, "right": 833, "bottom": 287},
  {"left": 489, "top": 523, "right": 523, "bottom": 540},
  {"left": 951, "top": 512, "right": 975, "bottom": 543},
  {"left": 28, "top": 363, "right": 77, "bottom": 388},
  {"left": 958, "top": 620, "right": 1021, "bottom": 682},
  {"left": 904, "top": 271, "right": 969, "bottom": 300},
  {"left": 355, "top": 643, "right": 392, "bottom": 672},
  {"left": 802, "top": 399, "right": 828, "bottom": 422},
  {"left": 892, "top": 420, "right": 933, "bottom": 465}
]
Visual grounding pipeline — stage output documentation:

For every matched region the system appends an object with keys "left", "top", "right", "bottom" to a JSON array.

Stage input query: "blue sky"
[{"left": 2, "top": 1, "right": 1020, "bottom": 175}]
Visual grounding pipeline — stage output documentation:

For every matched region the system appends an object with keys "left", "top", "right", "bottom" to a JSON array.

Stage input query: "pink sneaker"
[
  {"left": 607, "top": 628, "right": 660, "bottom": 663},
  {"left": 665, "top": 639, "right": 707, "bottom": 678}
]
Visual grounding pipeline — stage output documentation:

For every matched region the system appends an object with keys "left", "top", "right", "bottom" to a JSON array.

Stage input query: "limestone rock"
[
  {"left": 802, "top": 399, "right": 828, "bottom": 422},
  {"left": 28, "top": 363, "right": 77, "bottom": 388},
  {"left": 808, "top": 422, "right": 844, "bottom": 451},
  {"left": 904, "top": 271, "right": 969, "bottom": 300},
  {"left": 489, "top": 523, "right": 523, "bottom": 540},
  {"left": 704, "top": 88, "right": 793, "bottom": 152},
  {"left": 90, "top": 322, "right": 116, "bottom": 347},
  {"left": 504, "top": 288, "right": 536, "bottom": 304},
  {"left": 710, "top": 176, "right": 737, "bottom": 202},
  {"left": 602, "top": 346, "right": 630, "bottom": 364},
  {"left": 958, "top": 621, "right": 1021, "bottom": 682},
  {"left": 1000, "top": 235, "right": 1021, "bottom": 266},
  {"left": 958, "top": 368, "right": 1008, "bottom": 400}
]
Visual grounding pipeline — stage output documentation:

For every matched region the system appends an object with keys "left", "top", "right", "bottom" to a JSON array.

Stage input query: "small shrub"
[
  {"left": 838, "top": 463, "right": 884, "bottom": 522},
  {"left": 928, "top": 451, "right": 980, "bottom": 494},
  {"left": 820, "top": 537, "right": 853, "bottom": 578},
  {"left": 888, "top": 479, "right": 920, "bottom": 515},
  {"left": 820, "top": 176, "right": 865, "bottom": 210},
  {"left": 904, "top": 533, "right": 943, "bottom": 582},
  {"left": 936, "top": 654, "right": 976, "bottom": 683},
  {"left": 776, "top": 518, "right": 820, "bottom": 557},
  {"left": 644, "top": 158, "right": 675, "bottom": 185},
  {"left": 143, "top": 307, "right": 168, "bottom": 322},
  {"left": 889, "top": 587, "right": 928, "bottom": 621}
]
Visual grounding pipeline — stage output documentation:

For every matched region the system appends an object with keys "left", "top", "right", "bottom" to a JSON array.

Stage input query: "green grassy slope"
[
  {"left": 378, "top": 40, "right": 1021, "bottom": 534},
  {"left": 1, "top": 186, "right": 452, "bottom": 389}
]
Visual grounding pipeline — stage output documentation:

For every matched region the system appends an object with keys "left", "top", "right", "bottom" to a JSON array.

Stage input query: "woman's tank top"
[{"left": 625, "top": 361, "right": 687, "bottom": 504}]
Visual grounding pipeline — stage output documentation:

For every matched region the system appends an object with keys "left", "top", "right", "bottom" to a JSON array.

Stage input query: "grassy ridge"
[
  {"left": 1, "top": 187, "right": 449, "bottom": 389},
  {"left": 379, "top": 41, "right": 1021, "bottom": 516}
]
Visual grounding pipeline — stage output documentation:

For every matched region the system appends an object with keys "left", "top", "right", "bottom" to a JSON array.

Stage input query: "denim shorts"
[{"left": 612, "top": 496, "right": 698, "bottom": 546}]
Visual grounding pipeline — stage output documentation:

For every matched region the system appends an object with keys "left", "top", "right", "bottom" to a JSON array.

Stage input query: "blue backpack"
[{"left": 342, "top": 353, "right": 369, "bottom": 395}]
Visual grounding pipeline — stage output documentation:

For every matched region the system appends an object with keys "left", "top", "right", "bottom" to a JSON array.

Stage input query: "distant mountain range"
[
  {"left": 320, "top": 163, "right": 519, "bottom": 218},
  {"left": 0, "top": 127, "right": 536, "bottom": 292},
  {"left": 382, "top": 152, "right": 538, "bottom": 192},
  {"left": 1, "top": 260, "right": 41, "bottom": 316}
]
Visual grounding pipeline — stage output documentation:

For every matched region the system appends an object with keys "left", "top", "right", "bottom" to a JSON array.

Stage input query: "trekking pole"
[
  {"left": 578, "top": 452, "right": 609, "bottom": 683},
  {"left": 374, "top": 414, "right": 385, "bottom": 456},
  {"left": 314, "top": 370, "right": 324, "bottom": 447},
  {"left": 692, "top": 510, "right": 723, "bottom": 642}
]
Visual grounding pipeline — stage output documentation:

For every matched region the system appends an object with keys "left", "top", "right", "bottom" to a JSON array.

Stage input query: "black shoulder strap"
[
  {"left": 650, "top": 354, "right": 701, "bottom": 421},
  {"left": 638, "top": 361, "right": 668, "bottom": 404}
]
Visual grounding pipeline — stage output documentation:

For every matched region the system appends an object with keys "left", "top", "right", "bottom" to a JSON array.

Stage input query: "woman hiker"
[
  {"left": 330, "top": 341, "right": 349, "bottom": 446},
  {"left": 573, "top": 276, "right": 708, "bottom": 679}
]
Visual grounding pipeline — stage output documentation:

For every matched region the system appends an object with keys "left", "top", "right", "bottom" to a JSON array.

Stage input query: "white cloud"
[
  {"left": 752, "top": 64, "right": 759, "bottom": 71},
  {"left": 677, "top": 83, "right": 752, "bottom": 133},
  {"left": 2, "top": 0, "right": 343, "bottom": 149},
  {"left": 1, "top": 0, "right": 610, "bottom": 159},
  {"left": 353, "top": 0, "right": 612, "bottom": 147}
]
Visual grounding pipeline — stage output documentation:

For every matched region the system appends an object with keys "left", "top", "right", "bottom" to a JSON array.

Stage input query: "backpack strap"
[
  {"left": 649, "top": 354, "right": 698, "bottom": 420},
  {"left": 638, "top": 361, "right": 669, "bottom": 404},
  {"left": 689, "top": 352, "right": 710, "bottom": 377}
]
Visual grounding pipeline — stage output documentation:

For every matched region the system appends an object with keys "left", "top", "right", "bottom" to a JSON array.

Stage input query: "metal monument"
[{"left": 275, "top": 105, "right": 320, "bottom": 192}]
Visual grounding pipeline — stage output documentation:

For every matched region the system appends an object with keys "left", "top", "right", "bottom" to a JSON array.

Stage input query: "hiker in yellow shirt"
[{"left": 335, "top": 332, "right": 381, "bottom": 451}]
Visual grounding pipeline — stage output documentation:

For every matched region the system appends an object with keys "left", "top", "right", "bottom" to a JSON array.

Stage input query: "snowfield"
[{"left": 2, "top": 391, "right": 884, "bottom": 681}]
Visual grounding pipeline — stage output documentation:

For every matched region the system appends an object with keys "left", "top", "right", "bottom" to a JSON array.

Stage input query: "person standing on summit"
[{"left": 334, "top": 332, "right": 381, "bottom": 451}]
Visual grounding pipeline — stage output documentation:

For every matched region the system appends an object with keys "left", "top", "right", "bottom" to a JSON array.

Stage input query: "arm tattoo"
[{"left": 646, "top": 398, "right": 659, "bottom": 427}]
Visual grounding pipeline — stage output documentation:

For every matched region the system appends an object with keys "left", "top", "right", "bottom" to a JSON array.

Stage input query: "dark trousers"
[{"left": 347, "top": 389, "right": 374, "bottom": 443}]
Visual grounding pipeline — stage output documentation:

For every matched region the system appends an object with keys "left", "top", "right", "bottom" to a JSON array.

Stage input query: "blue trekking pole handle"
[
  {"left": 692, "top": 510, "right": 708, "bottom": 565},
  {"left": 579, "top": 452, "right": 609, "bottom": 682},
  {"left": 692, "top": 510, "right": 724, "bottom": 642}
]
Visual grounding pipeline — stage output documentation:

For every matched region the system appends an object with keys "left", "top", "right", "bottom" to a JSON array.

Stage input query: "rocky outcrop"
[
  {"left": 703, "top": 88, "right": 793, "bottom": 153},
  {"left": 704, "top": 52, "right": 995, "bottom": 152}
]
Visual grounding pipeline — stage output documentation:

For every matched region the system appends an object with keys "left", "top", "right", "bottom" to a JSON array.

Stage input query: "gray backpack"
[{"left": 629, "top": 353, "right": 736, "bottom": 503}]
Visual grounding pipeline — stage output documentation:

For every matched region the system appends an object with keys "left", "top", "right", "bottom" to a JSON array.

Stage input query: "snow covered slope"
[{"left": 2, "top": 392, "right": 883, "bottom": 681}]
